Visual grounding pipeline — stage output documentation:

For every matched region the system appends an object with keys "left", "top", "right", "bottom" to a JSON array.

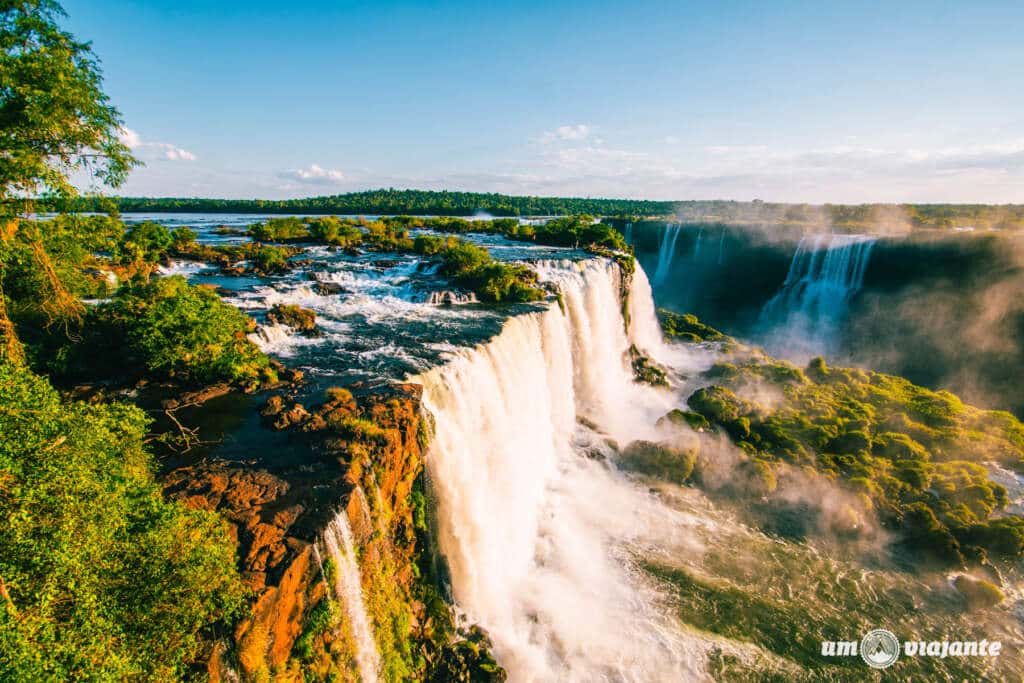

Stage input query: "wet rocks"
[
  {"left": 267, "top": 303, "right": 321, "bottom": 336},
  {"left": 311, "top": 280, "right": 347, "bottom": 296},
  {"left": 425, "top": 290, "right": 478, "bottom": 305}
]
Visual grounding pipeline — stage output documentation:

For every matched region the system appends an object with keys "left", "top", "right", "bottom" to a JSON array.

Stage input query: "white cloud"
[
  {"left": 541, "top": 124, "right": 593, "bottom": 143},
  {"left": 118, "top": 127, "right": 196, "bottom": 162},
  {"left": 279, "top": 164, "right": 346, "bottom": 185}
]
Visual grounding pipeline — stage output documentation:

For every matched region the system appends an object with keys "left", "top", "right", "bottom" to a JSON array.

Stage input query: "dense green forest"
[
  {"left": 68, "top": 192, "right": 1024, "bottom": 229},
  {"left": 69, "top": 190, "right": 673, "bottom": 218}
]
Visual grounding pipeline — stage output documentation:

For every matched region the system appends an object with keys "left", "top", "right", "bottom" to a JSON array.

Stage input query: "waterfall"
[
  {"left": 322, "top": 510, "right": 380, "bottom": 683},
  {"left": 692, "top": 226, "right": 705, "bottom": 262},
  {"left": 759, "top": 233, "right": 876, "bottom": 357},
  {"left": 247, "top": 322, "right": 292, "bottom": 349},
  {"left": 716, "top": 227, "right": 726, "bottom": 265},
  {"left": 418, "top": 258, "right": 709, "bottom": 682},
  {"left": 652, "top": 222, "right": 682, "bottom": 286},
  {"left": 623, "top": 222, "right": 633, "bottom": 244}
]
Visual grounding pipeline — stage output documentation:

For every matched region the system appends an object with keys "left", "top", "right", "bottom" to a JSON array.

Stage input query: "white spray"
[
  {"left": 322, "top": 510, "right": 380, "bottom": 683},
  {"left": 419, "top": 258, "right": 710, "bottom": 682}
]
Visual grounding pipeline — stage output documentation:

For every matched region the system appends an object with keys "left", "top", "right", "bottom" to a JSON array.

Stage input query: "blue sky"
[{"left": 66, "top": 0, "right": 1024, "bottom": 202}]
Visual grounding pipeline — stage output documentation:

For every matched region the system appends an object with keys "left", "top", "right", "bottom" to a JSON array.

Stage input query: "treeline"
[
  {"left": 68, "top": 192, "right": 1024, "bottom": 229},
  {"left": 671, "top": 200, "right": 1024, "bottom": 230},
  {"left": 68, "top": 189, "right": 674, "bottom": 217}
]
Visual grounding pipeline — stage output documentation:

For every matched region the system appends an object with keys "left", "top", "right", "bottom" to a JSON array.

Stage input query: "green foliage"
[
  {"left": 413, "top": 234, "right": 445, "bottom": 256},
  {"left": 75, "top": 190, "right": 673, "bottom": 218},
  {"left": 658, "top": 309, "right": 727, "bottom": 343},
  {"left": 170, "top": 226, "right": 197, "bottom": 245},
  {"left": 0, "top": 361, "right": 246, "bottom": 679},
  {"left": 293, "top": 599, "right": 338, "bottom": 662},
  {"left": 122, "top": 221, "right": 172, "bottom": 262},
  {"left": 251, "top": 244, "right": 290, "bottom": 274},
  {"left": 0, "top": 0, "right": 137, "bottom": 215},
  {"left": 67, "top": 276, "right": 275, "bottom": 388},
  {"left": 425, "top": 627, "right": 507, "bottom": 683},
  {"left": 249, "top": 216, "right": 309, "bottom": 242},
  {"left": 685, "top": 352, "right": 1024, "bottom": 565}
]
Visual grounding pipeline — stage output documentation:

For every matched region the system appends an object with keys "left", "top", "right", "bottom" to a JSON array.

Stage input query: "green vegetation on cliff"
[
  {"left": 668, "top": 332, "right": 1024, "bottom": 566},
  {"left": 0, "top": 361, "right": 245, "bottom": 680}
]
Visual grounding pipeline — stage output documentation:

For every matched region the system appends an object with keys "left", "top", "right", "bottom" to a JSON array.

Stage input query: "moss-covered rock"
[
  {"left": 267, "top": 303, "right": 320, "bottom": 336},
  {"left": 658, "top": 309, "right": 728, "bottom": 343},
  {"left": 620, "top": 440, "right": 697, "bottom": 484},
  {"left": 658, "top": 409, "right": 711, "bottom": 432},
  {"left": 630, "top": 345, "right": 669, "bottom": 387},
  {"left": 953, "top": 575, "right": 1005, "bottom": 609}
]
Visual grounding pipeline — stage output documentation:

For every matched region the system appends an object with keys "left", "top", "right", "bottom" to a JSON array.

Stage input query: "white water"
[
  {"left": 652, "top": 223, "right": 683, "bottom": 286},
  {"left": 419, "top": 259, "right": 712, "bottom": 682},
  {"left": 759, "top": 233, "right": 876, "bottom": 357},
  {"left": 322, "top": 509, "right": 380, "bottom": 683}
]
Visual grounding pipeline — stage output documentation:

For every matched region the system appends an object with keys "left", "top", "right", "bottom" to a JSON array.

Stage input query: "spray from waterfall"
[
  {"left": 419, "top": 258, "right": 710, "bottom": 681},
  {"left": 322, "top": 510, "right": 380, "bottom": 683},
  {"left": 759, "top": 233, "right": 876, "bottom": 358},
  {"left": 653, "top": 223, "right": 683, "bottom": 286}
]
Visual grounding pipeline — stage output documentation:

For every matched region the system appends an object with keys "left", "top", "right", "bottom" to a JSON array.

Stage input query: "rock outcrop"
[{"left": 163, "top": 381, "right": 504, "bottom": 682}]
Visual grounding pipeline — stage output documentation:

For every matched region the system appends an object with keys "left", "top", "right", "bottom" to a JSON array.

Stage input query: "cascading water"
[
  {"left": 418, "top": 259, "right": 713, "bottom": 682},
  {"left": 322, "top": 510, "right": 380, "bottom": 683},
  {"left": 652, "top": 223, "right": 683, "bottom": 286},
  {"left": 758, "top": 233, "right": 876, "bottom": 357}
]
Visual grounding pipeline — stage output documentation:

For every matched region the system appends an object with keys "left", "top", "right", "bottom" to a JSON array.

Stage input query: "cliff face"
[{"left": 163, "top": 381, "right": 463, "bottom": 682}]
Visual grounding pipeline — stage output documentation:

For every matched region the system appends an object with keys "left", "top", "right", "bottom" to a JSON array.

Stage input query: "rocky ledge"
[{"left": 163, "top": 380, "right": 505, "bottom": 682}]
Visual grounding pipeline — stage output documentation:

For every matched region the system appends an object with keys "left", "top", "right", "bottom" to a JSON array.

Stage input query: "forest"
[{"left": 67, "top": 192, "right": 1024, "bottom": 230}]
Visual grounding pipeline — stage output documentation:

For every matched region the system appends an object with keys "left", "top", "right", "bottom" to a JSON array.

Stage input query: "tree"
[
  {"left": 0, "top": 0, "right": 136, "bottom": 216},
  {"left": 1, "top": 0, "right": 137, "bottom": 360}
]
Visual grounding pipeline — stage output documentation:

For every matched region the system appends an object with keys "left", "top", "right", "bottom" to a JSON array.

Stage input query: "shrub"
[
  {"left": 122, "top": 221, "right": 173, "bottom": 262},
  {"left": 91, "top": 276, "right": 275, "bottom": 388},
  {"left": 170, "top": 226, "right": 198, "bottom": 246},
  {"left": 249, "top": 216, "right": 308, "bottom": 241},
  {"left": 414, "top": 234, "right": 445, "bottom": 255},
  {"left": 252, "top": 245, "right": 290, "bottom": 274}
]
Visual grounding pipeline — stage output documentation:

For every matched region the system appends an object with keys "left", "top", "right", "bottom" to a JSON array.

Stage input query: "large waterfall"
[
  {"left": 322, "top": 510, "right": 380, "bottom": 683},
  {"left": 759, "top": 233, "right": 876, "bottom": 358},
  {"left": 418, "top": 260, "right": 712, "bottom": 681}
]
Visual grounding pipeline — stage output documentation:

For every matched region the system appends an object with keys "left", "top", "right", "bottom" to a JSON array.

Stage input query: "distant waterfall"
[
  {"left": 652, "top": 222, "right": 683, "bottom": 286},
  {"left": 759, "top": 233, "right": 876, "bottom": 357},
  {"left": 623, "top": 222, "right": 633, "bottom": 243},
  {"left": 322, "top": 510, "right": 380, "bottom": 683},
  {"left": 418, "top": 259, "right": 707, "bottom": 681},
  {"left": 692, "top": 226, "right": 705, "bottom": 262}
]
